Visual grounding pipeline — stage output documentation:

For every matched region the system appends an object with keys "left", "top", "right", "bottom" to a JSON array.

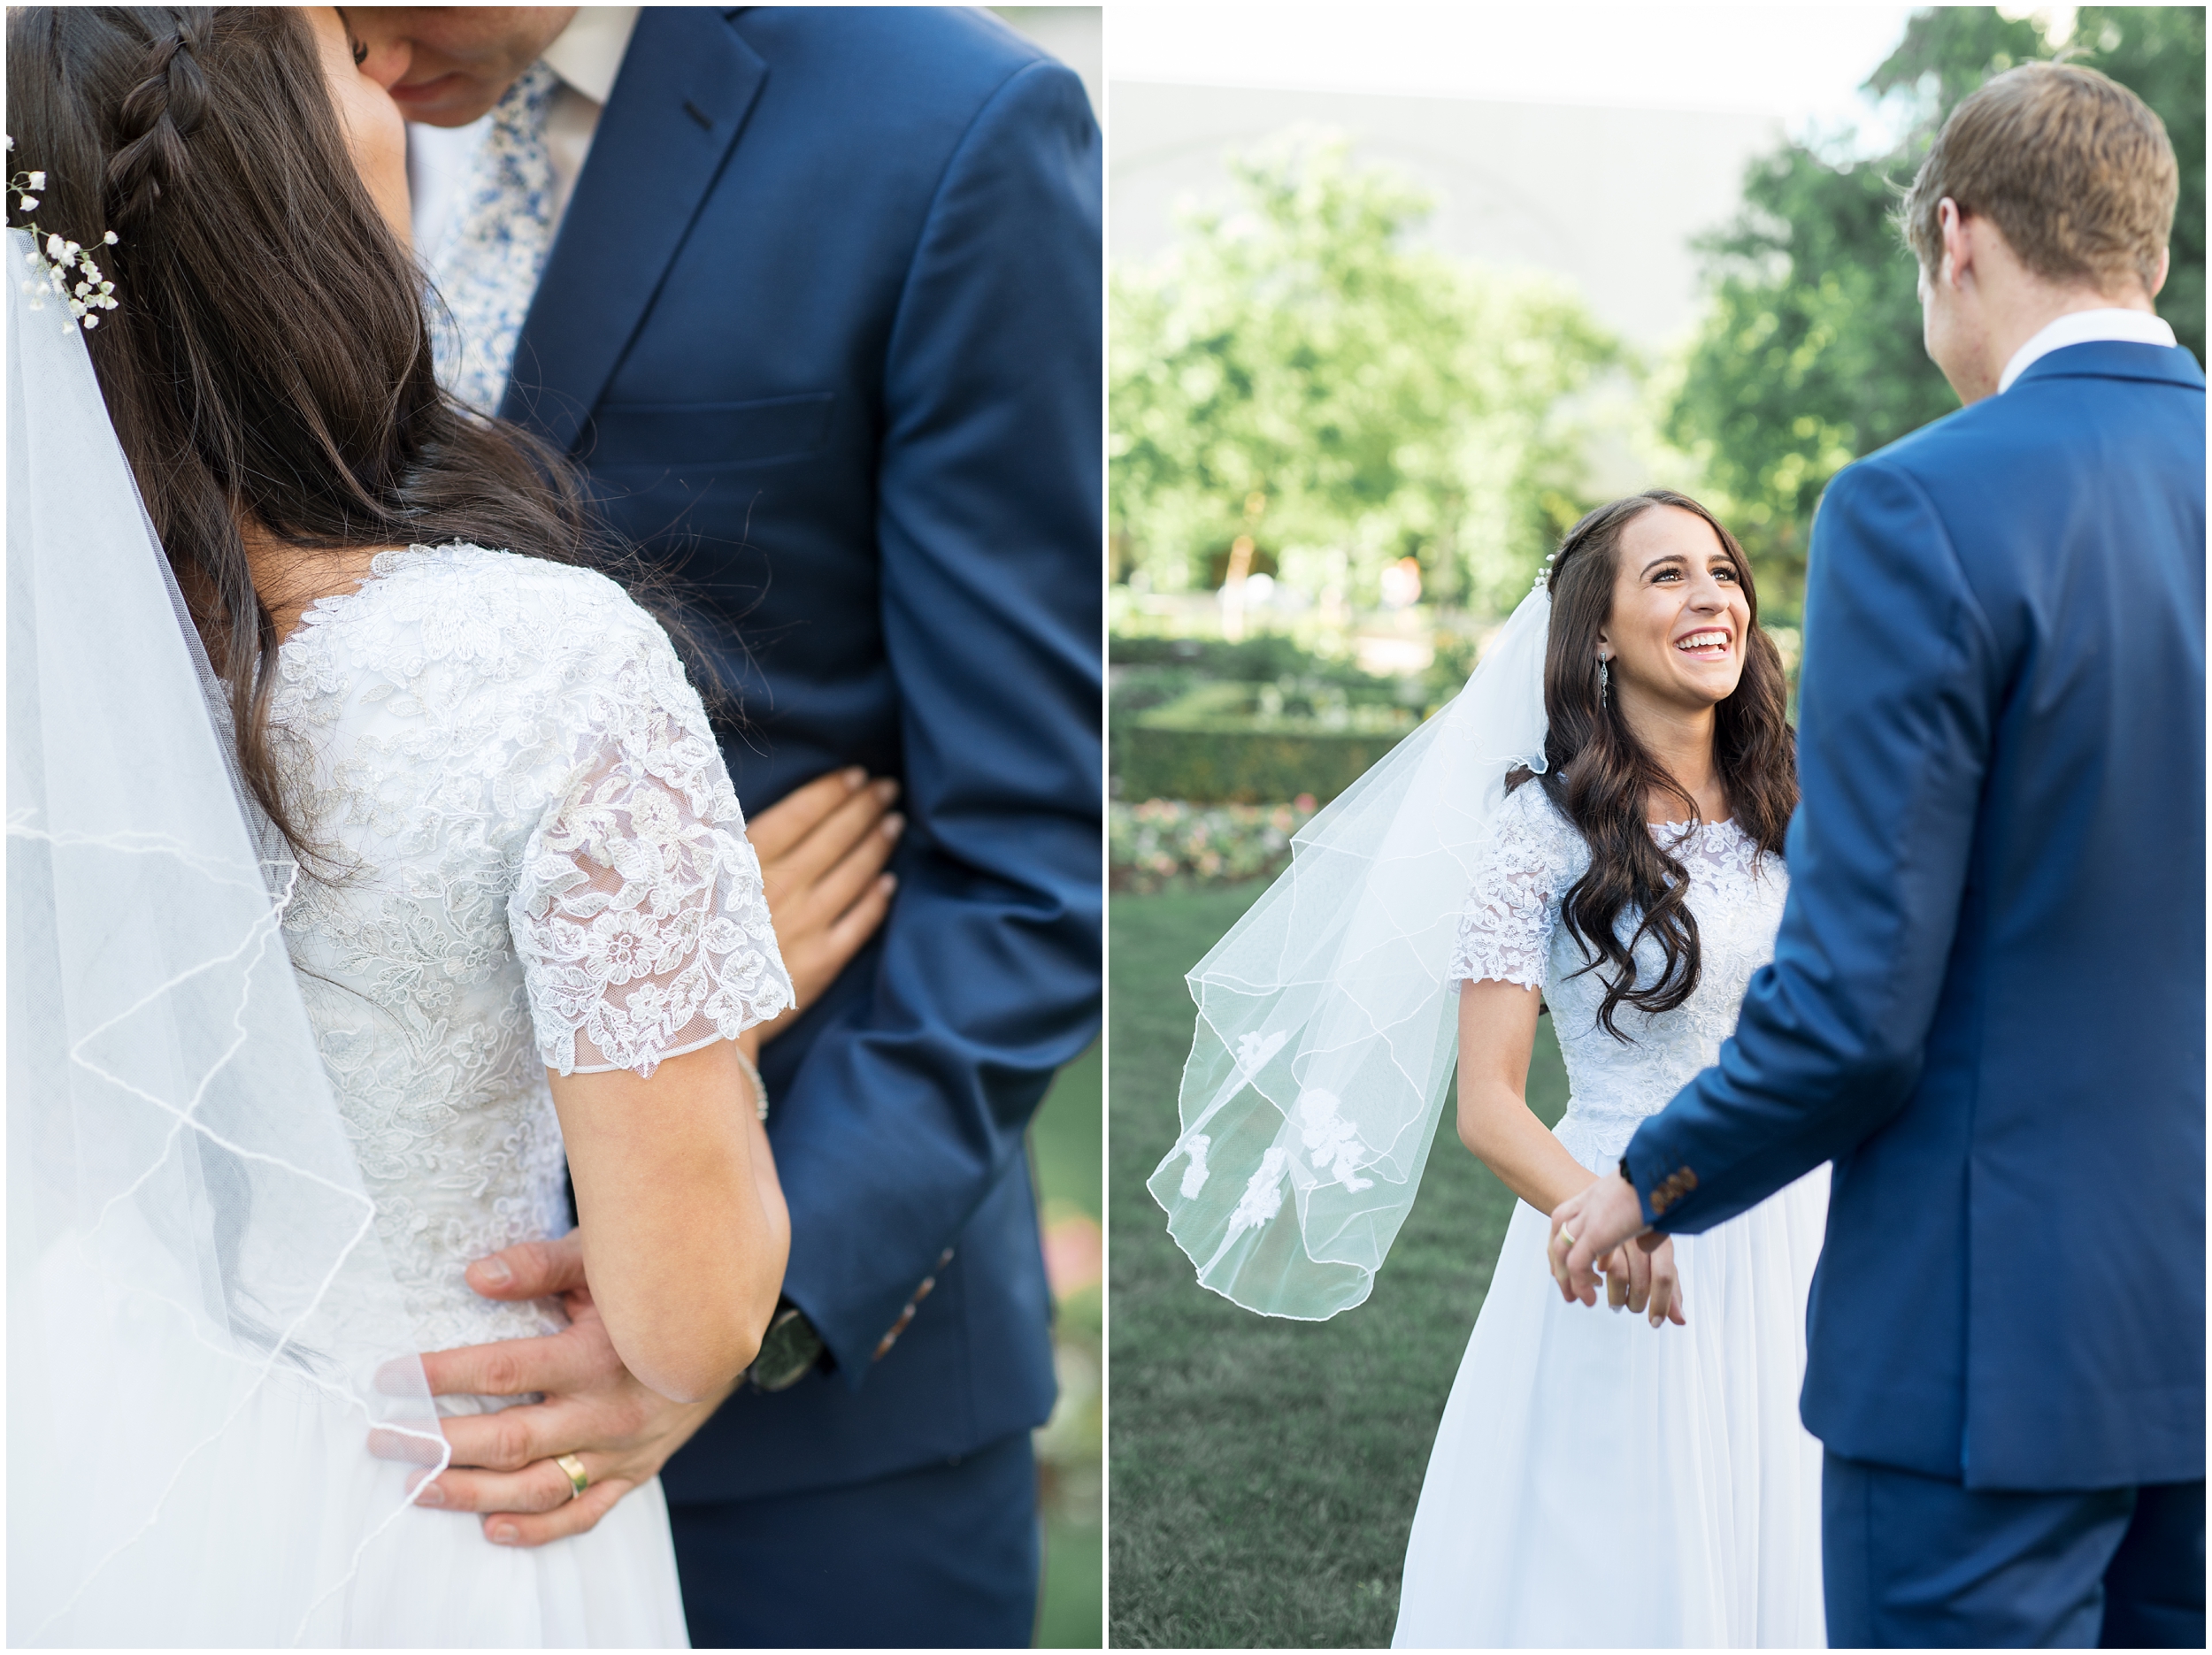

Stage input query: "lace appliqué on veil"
[{"left": 511, "top": 655, "right": 790, "bottom": 1078}]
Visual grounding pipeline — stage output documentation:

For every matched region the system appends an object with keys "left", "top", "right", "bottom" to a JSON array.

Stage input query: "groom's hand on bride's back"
[{"left": 376, "top": 1232, "right": 733, "bottom": 1548}]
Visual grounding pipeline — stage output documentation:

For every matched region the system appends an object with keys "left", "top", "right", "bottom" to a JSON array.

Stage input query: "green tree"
[
  {"left": 1661, "top": 145, "right": 1953, "bottom": 615},
  {"left": 1667, "top": 6, "right": 2204, "bottom": 619},
  {"left": 1110, "top": 131, "right": 1617, "bottom": 617}
]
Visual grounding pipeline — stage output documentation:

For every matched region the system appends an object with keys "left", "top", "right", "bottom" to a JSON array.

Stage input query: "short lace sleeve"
[
  {"left": 509, "top": 610, "right": 793, "bottom": 1078},
  {"left": 1448, "top": 783, "right": 1577, "bottom": 991}
]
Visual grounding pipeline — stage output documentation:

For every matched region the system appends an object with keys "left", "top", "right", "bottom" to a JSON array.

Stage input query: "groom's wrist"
[{"left": 1617, "top": 1155, "right": 1655, "bottom": 1227}]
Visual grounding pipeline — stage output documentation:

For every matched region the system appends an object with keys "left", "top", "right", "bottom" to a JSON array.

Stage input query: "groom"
[
  {"left": 349, "top": 6, "right": 1101, "bottom": 1645},
  {"left": 1552, "top": 63, "right": 2203, "bottom": 1647}
]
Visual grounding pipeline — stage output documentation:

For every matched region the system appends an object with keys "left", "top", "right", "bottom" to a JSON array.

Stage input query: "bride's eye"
[{"left": 351, "top": 36, "right": 368, "bottom": 67}]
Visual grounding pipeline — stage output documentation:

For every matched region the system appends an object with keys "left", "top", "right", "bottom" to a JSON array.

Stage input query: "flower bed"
[{"left": 1110, "top": 797, "right": 1320, "bottom": 893}]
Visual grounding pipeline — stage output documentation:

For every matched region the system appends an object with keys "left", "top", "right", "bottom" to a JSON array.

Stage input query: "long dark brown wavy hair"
[
  {"left": 6, "top": 7, "right": 705, "bottom": 870},
  {"left": 1510, "top": 490, "right": 1796, "bottom": 1040}
]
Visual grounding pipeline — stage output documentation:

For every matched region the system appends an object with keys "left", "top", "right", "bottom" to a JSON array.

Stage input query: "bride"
[
  {"left": 1150, "top": 491, "right": 1826, "bottom": 1646},
  {"left": 9, "top": 7, "right": 893, "bottom": 1645},
  {"left": 1394, "top": 492, "right": 1825, "bottom": 1647}
]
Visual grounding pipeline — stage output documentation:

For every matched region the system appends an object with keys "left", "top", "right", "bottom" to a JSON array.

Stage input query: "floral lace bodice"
[
  {"left": 273, "top": 544, "right": 791, "bottom": 1360},
  {"left": 1449, "top": 782, "right": 1786, "bottom": 1168}
]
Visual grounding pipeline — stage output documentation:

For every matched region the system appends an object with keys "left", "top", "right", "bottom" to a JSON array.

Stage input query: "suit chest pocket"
[{"left": 580, "top": 393, "right": 835, "bottom": 475}]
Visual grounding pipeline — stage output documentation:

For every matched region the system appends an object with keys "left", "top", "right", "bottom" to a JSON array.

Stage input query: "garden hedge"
[{"left": 1112, "top": 720, "right": 1408, "bottom": 805}]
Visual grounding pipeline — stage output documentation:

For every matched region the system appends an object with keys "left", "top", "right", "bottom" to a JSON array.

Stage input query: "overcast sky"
[{"left": 1111, "top": 4, "right": 1925, "bottom": 137}]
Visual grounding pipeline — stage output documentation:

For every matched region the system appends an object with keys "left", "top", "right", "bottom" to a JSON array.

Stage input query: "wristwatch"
[{"left": 748, "top": 1298, "right": 826, "bottom": 1391}]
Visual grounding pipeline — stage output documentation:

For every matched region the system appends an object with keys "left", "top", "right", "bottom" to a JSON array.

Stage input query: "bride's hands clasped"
[{"left": 1596, "top": 1231, "right": 1686, "bottom": 1329}]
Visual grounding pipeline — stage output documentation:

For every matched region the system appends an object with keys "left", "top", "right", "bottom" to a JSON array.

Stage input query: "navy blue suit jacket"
[
  {"left": 1625, "top": 341, "right": 2205, "bottom": 1492},
  {"left": 496, "top": 7, "right": 1101, "bottom": 1501}
]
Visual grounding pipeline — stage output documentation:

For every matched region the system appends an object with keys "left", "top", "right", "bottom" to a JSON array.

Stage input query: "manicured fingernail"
[
  {"left": 488, "top": 1523, "right": 518, "bottom": 1544},
  {"left": 471, "top": 1256, "right": 513, "bottom": 1288},
  {"left": 843, "top": 767, "right": 865, "bottom": 789},
  {"left": 880, "top": 813, "right": 904, "bottom": 839},
  {"left": 878, "top": 873, "right": 897, "bottom": 893},
  {"left": 873, "top": 778, "right": 899, "bottom": 802},
  {"left": 413, "top": 1480, "right": 444, "bottom": 1507}
]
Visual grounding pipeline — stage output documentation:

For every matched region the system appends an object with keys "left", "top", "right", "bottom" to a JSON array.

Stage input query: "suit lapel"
[{"left": 500, "top": 7, "right": 764, "bottom": 451}]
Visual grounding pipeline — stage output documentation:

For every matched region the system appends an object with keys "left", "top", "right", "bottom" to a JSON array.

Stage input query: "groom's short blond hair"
[{"left": 1902, "top": 61, "right": 2177, "bottom": 298}]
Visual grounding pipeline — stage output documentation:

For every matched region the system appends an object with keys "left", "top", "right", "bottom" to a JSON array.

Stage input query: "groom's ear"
[{"left": 1937, "top": 199, "right": 1976, "bottom": 290}]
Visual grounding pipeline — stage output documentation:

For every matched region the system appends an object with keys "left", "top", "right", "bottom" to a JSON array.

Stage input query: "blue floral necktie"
[{"left": 432, "top": 62, "right": 559, "bottom": 415}]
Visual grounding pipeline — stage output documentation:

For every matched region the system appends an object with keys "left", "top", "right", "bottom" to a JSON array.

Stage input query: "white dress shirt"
[
  {"left": 408, "top": 7, "right": 641, "bottom": 272},
  {"left": 1997, "top": 306, "right": 2178, "bottom": 393}
]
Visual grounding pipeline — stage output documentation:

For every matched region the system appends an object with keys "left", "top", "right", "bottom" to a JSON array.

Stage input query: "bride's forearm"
[
  {"left": 1456, "top": 1082, "right": 1601, "bottom": 1215},
  {"left": 1455, "top": 980, "right": 1593, "bottom": 1215},
  {"left": 549, "top": 1040, "right": 790, "bottom": 1404},
  {"left": 744, "top": 1104, "right": 789, "bottom": 1268}
]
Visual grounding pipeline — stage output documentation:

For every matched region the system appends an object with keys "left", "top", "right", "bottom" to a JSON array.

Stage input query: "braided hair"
[
  {"left": 102, "top": 11, "right": 210, "bottom": 226},
  {"left": 1506, "top": 491, "right": 1796, "bottom": 1040},
  {"left": 5, "top": 8, "right": 712, "bottom": 873}
]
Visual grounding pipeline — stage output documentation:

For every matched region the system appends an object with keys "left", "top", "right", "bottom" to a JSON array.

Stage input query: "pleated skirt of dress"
[
  {"left": 1393, "top": 1126, "right": 1830, "bottom": 1650},
  {"left": 16, "top": 1294, "right": 688, "bottom": 1650},
  {"left": 336, "top": 1468, "right": 690, "bottom": 1647}
]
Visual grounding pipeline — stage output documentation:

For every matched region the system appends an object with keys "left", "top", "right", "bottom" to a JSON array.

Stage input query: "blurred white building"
[{"left": 1109, "top": 80, "right": 1780, "bottom": 353}]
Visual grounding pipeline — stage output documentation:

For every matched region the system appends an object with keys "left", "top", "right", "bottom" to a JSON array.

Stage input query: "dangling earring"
[{"left": 1597, "top": 654, "right": 1610, "bottom": 698}]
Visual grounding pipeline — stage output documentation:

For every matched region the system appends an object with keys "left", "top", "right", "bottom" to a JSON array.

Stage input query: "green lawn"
[
  {"left": 1030, "top": 1042, "right": 1103, "bottom": 1648},
  {"left": 1108, "top": 885, "right": 1568, "bottom": 1649}
]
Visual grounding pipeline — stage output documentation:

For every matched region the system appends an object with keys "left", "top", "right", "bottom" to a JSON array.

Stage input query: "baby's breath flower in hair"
[{"left": 7, "top": 142, "right": 119, "bottom": 333}]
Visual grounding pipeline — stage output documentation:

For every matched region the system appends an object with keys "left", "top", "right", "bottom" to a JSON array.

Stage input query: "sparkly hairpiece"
[{"left": 7, "top": 137, "right": 120, "bottom": 334}]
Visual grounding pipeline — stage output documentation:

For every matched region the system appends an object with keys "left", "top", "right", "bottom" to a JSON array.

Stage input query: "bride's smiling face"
[
  {"left": 307, "top": 7, "right": 411, "bottom": 249},
  {"left": 1597, "top": 504, "right": 1753, "bottom": 716}
]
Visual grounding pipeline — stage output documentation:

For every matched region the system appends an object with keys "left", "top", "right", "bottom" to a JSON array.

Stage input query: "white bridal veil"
[
  {"left": 6, "top": 232, "right": 443, "bottom": 1644},
  {"left": 1148, "top": 580, "right": 1553, "bottom": 1319}
]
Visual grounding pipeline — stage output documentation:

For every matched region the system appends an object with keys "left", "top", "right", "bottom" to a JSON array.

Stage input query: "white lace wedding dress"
[
  {"left": 269, "top": 541, "right": 790, "bottom": 1646},
  {"left": 1393, "top": 781, "right": 1828, "bottom": 1649}
]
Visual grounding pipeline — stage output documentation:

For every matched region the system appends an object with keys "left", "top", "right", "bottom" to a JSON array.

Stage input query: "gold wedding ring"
[
  {"left": 1558, "top": 1229, "right": 1577, "bottom": 1248},
  {"left": 555, "top": 1452, "right": 590, "bottom": 1501}
]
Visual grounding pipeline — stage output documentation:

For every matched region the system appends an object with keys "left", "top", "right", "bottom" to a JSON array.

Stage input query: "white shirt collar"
[
  {"left": 540, "top": 6, "right": 641, "bottom": 108},
  {"left": 1998, "top": 307, "right": 2177, "bottom": 393}
]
